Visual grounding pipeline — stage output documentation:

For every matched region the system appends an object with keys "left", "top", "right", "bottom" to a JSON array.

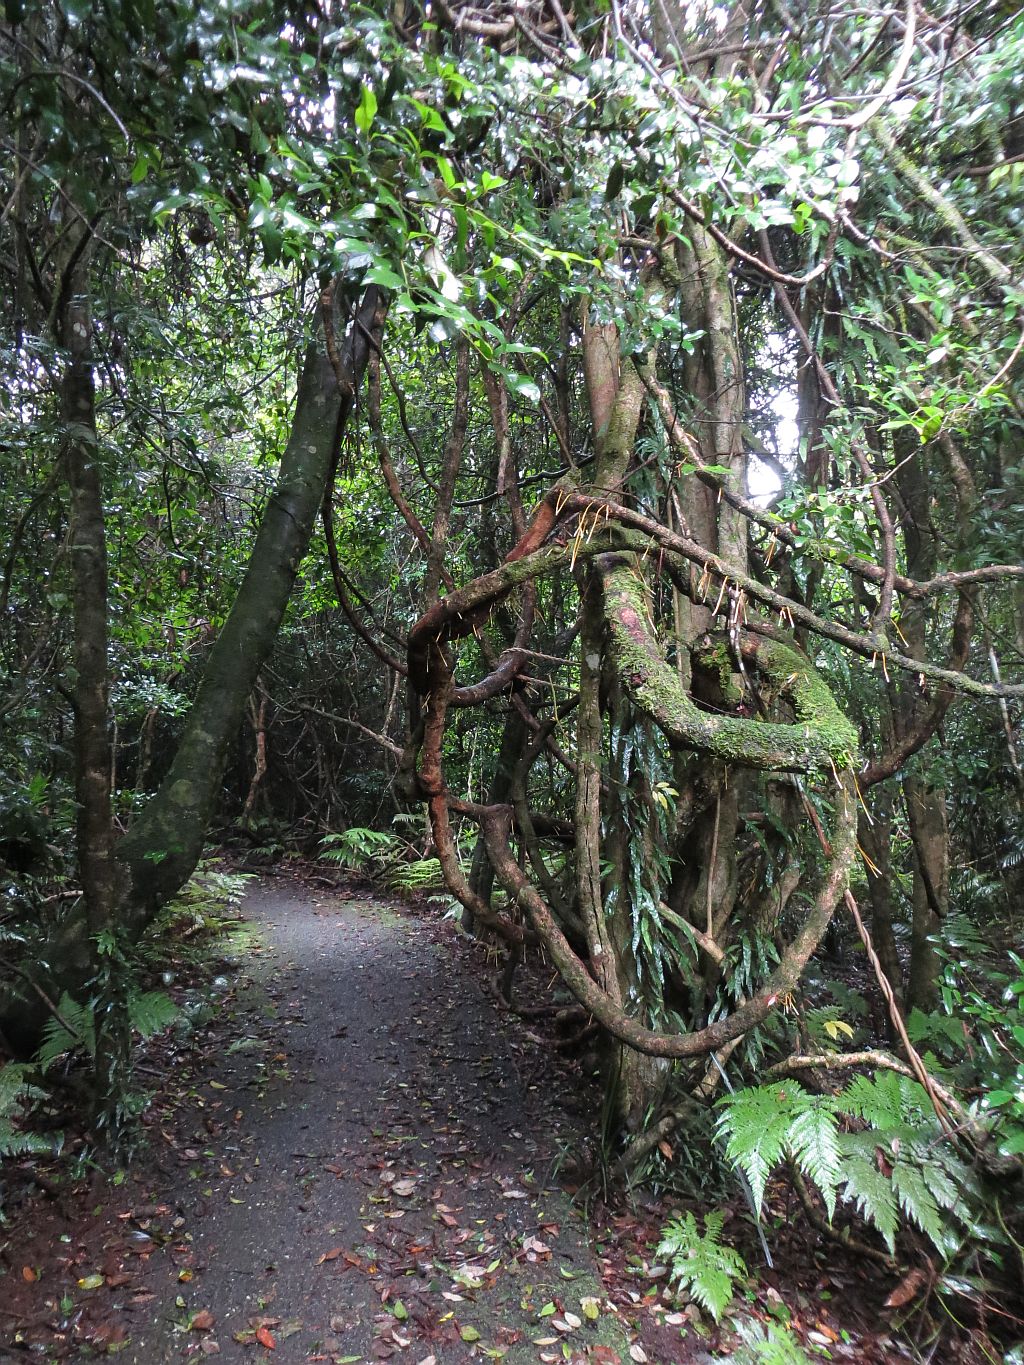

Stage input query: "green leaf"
[
  {"left": 355, "top": 84, "right": 378, "bottom": 135},
  {"left": 505, "top": 372, "right": 540, "bottom": 404}
]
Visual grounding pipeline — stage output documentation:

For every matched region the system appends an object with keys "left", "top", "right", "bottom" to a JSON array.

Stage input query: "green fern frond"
[
  {"left": 656, "top": 1210, "right": 747, "bottom": 1322},
  {"left": 786, "top": 1102, "right": 842, "bottom": 1219},
  {"left": 37, "top": 993, "right": 94, "bottom": 1070},
  {"left": 718, "top": 1083, "right": 840, "bottom": 1217},
  {"left": 0, "top": 1121, "right": 53, "bottom": 1157},
  {"left": 0, "top": 1063, "right": 52, "bottom": 1160},
  {"left": 727, "top": 1319, "right": 821, "bottom": 1364},
  {"left": 836, "top": 1149, "right": 900, "bottom": 1253},
  {"left": 716, "top": 1085, "right": 797, "bottom": 1213},
  {"left": 891, "top": 1161, "right": 945, "bottom": 1250},
  {"left": 920, "top": 1154, "right": 965, "bottom": 1212},
  {"left": 128, "top": 990, "right": 179, "bottom": 1038},
  {"left": 842, "top": 1070, "right": 910, "bottom": 1129},
  {"left": 0, "top": 1063, "right": 44, "bottom": 1111}
]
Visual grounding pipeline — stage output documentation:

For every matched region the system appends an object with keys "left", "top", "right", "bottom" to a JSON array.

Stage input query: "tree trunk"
[
  {"left": 57, "top": 249, "right": 129, "bottom": 1127},
  {"left": 1, "top": 288, "right": 385, "bottom": 1052}
]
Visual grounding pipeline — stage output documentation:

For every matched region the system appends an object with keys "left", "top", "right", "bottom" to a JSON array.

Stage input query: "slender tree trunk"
[
  {"left": 59, "top": 256, "right": 119, "bottom": 938},
  {"left": 2, "top": 289, "right": 385, "bottom": 1053},
  {"left": 57, "top": 247, "right": 130, "bottom": 1129}
]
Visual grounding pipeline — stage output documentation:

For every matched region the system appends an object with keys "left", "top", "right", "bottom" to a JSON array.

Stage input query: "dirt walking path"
[{"left": 4, "top": 880, "right": 639, "bottom": 1364}]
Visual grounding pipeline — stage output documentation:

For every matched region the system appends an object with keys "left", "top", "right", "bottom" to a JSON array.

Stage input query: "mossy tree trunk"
[{"left": 2, "top": 288, "right": 385, "bottom": 1055}]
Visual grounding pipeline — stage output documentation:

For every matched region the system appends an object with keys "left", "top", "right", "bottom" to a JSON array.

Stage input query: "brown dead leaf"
[
  {"left": 317, "top": 1247, "right": 343, "bottom": 1264},
  {"left": 256, "top": 1324, "right": 276, "bottom": 1349},
  {"left": 884, "top": 1267, "right": 926, "bottom": 1309},
  {"left": 191, "top": 1309, "right": 215, "bottom": 1331},
  {"left": 657, "top": 1140, "right": 674, "bottom": 1160},
  {"left": 21, "top": 1266, "right": 37, "bottom": 1283}
]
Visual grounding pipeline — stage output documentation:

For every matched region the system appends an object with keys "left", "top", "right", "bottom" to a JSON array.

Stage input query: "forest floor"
[{"left": 0, "top": 874, "right": 980, "bottom": 1364}]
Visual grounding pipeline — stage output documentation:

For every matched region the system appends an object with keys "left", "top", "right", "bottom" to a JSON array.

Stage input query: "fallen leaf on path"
[
  {"left": 317, "top": 1247, "right": 343, "bottom": 1263},
  {"left": 256, "top": 1324, "right": 276, "bottom": 1349},
  {"left": 78, "top": 1273, "right": 104, "bottom": 1290},
  {"left": 21, "top": 1266, "right": 37, "bottom": 1282},
  {"left": 391, "top": 1179, "right": 417, "bottom": 1197},
  {"left": 191, "top": 1310, "right": 215, "bottom": 1331}
]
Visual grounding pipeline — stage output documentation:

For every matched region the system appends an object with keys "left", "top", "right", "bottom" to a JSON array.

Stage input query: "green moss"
[
  {"left": 695, "top": 639, "right": 743, "bottom": 706},
  {"left": 601, "top": 559, "right": 858, "bottom": 774}
]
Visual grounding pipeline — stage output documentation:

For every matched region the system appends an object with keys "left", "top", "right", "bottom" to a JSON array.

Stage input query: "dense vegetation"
[{"left": 2, "top": 0, "right": 1023, "bottom": 1352}]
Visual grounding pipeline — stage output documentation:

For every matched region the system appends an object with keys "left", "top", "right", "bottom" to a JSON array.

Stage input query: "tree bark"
[{"left": 1, "top": 288, "right": 385, "bottom": 1052}]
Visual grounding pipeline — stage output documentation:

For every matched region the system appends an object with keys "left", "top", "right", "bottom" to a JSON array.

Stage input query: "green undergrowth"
[{"left": 0, "top": 860, "right": 255, "bottom": 1187}]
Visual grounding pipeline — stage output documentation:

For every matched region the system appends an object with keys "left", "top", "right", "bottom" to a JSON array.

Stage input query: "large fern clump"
[
  {"left": 716, "top": 1071, "right": 974, "bottom": 1254},
  {"left": 37, "top": 990, "right": 180, "bottom": 1072}
]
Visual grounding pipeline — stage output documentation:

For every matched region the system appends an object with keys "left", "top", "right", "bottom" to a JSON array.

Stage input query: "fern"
[
  {"left": 785, "top": 1102, "right": 843, "bottom": 1218},
  {"left": 891, "top": 1161, "right": 946, "bottom": 1250},
  {"left": 128, "top": 990, "right": 180, "bottom": 1038},
  {"left": 656, "top": 1210, "right": 747, "bottom": 1321},
  {"left": 718, "top": 1070, "right": 972, "bottom": 1255},
  {"left": 842, "top": 1069, "right": 911, "bottom": 1129},
  {"left": 715, "top": 1086, "right": 796, "bottom": 1213},
  {"left": 727, "top": 1320, "right": 822, "bottom": 1364},
  {"left": 386, "top": 857, "right": 445, "bottom": 892},
  {"left": 835, "top": 1148, "right": 900, "bottom": 1252},
  {"left": 0, "top": 1063, "right": 52, "bottom": 1158},
  {"left": 37, "top": 988, "right": 178, "bottom": 1070},
  {"left": 320, "top": 827, "right": 401, "bottom": 871},
  {"left": 717, "top": 1083, "right": 841, "bottom": 1217},
  {"left": 38, "top": 993, "right": 95, "bottom": 1071}
]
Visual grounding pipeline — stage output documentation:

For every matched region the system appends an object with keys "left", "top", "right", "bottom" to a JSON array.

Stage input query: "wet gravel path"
[{"left": 112, "top": 881, "right": 628, "bottom": 1364}]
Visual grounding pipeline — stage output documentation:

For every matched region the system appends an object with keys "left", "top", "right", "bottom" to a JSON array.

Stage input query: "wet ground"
[{"left": 3, "top": 880, "right": 635, "bottom": 1364}]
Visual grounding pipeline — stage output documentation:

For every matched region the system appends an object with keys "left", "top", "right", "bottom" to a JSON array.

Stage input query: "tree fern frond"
[
  {"left": 786, "top": 1101, "right": 842, "bottom": 1218},
  {"left": 717, "top": 1085, "right": 799, "bottom": 1213},
  {"left": 837, "top": 1151, "right": 900, "bottom": 1253},
  {"left": 842, "top": 1071, "right": 909, "bottom": 1128},
  {"left": 0, "top": 1064, "right": 52, "bottom": 1160},
  {"left": 891, "top": 1161, "right": 945, "bottom": 1250},
  {"left": 37, "top": 993, "right": 94, "bottom": 1070},
  {"left": 728, "top": 1318, "right": 821, "bottom": 1364}
]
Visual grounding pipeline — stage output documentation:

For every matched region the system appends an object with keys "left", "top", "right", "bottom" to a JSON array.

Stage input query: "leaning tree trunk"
[{"left": 1, "top": 287, "right": 385, "bottom": 1054}]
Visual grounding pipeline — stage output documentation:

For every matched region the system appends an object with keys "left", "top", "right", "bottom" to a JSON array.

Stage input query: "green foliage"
[
  {"left": 656, "top": 1210, "right": 748, "bottom": 1322},
  {"left": 37, "top": 989, "right": 179, "bottom": 1072},
  {"left": 717, "top": 1072, "right": 976, "bottom": 1255},
  {"left": 907, "top": 921, "right": 1024, "bottom": 1161},
  {"left": 0, "top": 1063, "right": 52, "bottom": 1160},
  {"left": 320, "top": 828, "right": 447, "bottom": 894},
  {"left": 321, "top": 827, "right": 403, "bottom": 873},
  {"left": 156, "top": 861, "right": 254, "bottom": 935},
  {"left": 726, "top": 1320, "right": 821, "bottom": 1365},
  {"left": 717, "top": 1082, "right": 842, "bottom": 1218}
]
